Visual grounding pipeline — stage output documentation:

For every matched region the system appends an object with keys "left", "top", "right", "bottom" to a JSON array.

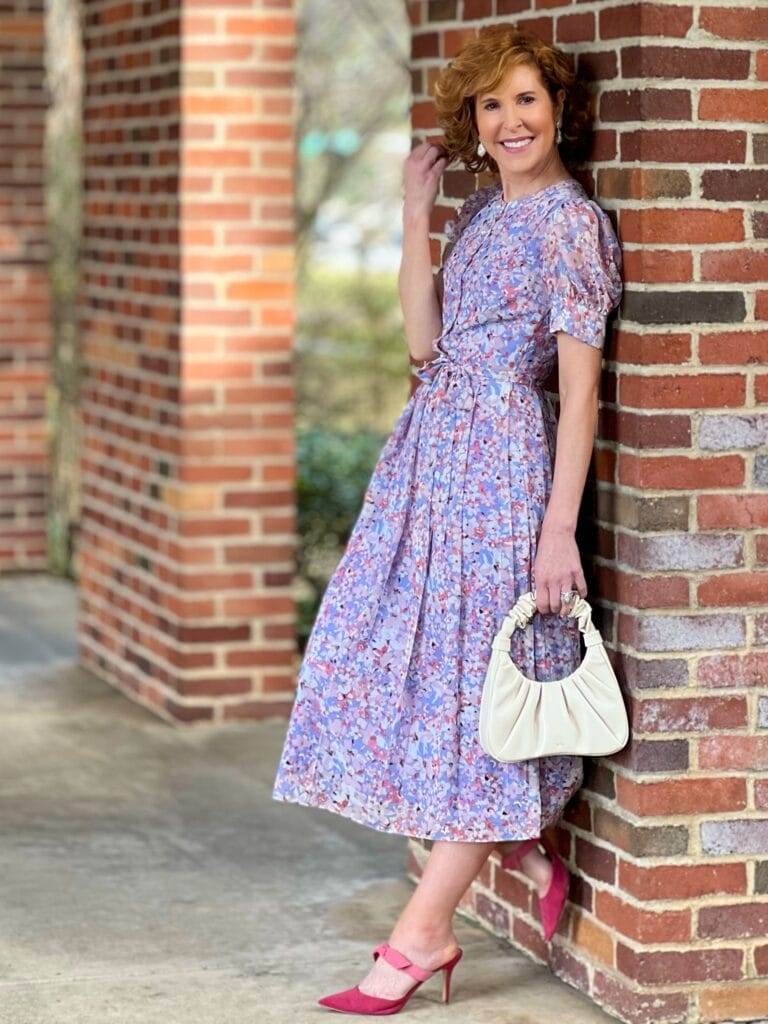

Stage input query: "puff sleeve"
[{"left": 542, "top": 199, "right": 623, "bottom": 350}]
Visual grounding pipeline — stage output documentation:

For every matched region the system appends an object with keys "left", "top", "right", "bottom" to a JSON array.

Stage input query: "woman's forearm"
[
  {"left": 398, "top": 209, "right": 442, "bottom": 363},
  {"left": 541, "top": 390, "right": 599, "bottom": 535}
]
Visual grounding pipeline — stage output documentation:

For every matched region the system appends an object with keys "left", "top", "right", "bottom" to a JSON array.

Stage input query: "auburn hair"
[{"left": 433, "top": 24, "right": 593, "bottom": 174}]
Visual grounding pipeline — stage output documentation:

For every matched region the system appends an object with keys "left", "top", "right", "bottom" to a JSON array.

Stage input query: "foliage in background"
[
  {"left": 295, "top": 427, "right": 388, "bottom": 647},
  {"left": 297, "top": 266, "right": 411, "bottom": 434},
  {"left": 295, "top": 0, "right": 409, "bottom": 272},
  {"left": 294, "top": 263, "right": 414, "bottom": 649},
  {"left": 294, "top": 0, "right": 411, "bottom": 644}
]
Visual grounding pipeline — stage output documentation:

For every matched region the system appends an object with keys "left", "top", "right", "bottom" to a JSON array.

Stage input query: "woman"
[{"left": 272, "top": 24, "right": 623, "bottom": 1015}]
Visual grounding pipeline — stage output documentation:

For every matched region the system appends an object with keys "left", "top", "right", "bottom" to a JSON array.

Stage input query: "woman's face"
[{"left": 474, "top": 62, "right": 563, "bottom": 176}]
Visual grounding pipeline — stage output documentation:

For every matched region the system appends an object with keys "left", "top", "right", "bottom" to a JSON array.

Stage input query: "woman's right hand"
[{"left": 402, "top": 141, "right": 449, "bottom": 221}]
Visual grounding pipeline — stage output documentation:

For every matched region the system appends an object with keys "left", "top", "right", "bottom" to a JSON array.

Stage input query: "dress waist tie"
[{"left": 411, "top": 350, "right": 544, "bottom": 410}]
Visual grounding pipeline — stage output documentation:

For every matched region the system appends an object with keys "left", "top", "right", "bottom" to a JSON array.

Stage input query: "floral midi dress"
[{"left": 272, "top": 177, "right": 623, "bottom": 841}]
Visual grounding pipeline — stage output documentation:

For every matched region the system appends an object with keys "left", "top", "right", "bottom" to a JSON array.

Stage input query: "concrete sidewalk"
[{"left": 0, "top": 573, "right": 618, "bottom": 1023}]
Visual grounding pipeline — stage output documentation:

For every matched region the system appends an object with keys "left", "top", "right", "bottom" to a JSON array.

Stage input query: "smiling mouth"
[{"left": 499, "top": 137, "right": 534, "bottom": 151}]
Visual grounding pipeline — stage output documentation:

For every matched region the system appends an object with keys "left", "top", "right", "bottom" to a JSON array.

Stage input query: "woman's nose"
[{"left": 502, "top": 114, "right": 525, "bottom": 130}]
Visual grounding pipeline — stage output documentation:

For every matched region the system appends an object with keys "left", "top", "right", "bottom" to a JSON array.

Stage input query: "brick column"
[
  {"left": 0, "top": 1, "right": 50, "bottom": 568},
  {"left": 77, "top": 1, "right": 297, "bottom": 723},
  {"left": 407, "top": 4, "right": 768, "bottom": 1022}
]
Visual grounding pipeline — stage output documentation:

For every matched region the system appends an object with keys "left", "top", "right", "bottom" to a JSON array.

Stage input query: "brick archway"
[
  {"left": 0, "top": 1, "right": 50, "bottom": 566},
  {"left": 74, "top": 1, "right": 298, "bottom": 723}
]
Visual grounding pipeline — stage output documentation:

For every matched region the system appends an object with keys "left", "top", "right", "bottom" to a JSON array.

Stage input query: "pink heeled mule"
[
  {"left": 317, "top": 940, "right": 464, "bottom": 1015},
  {"left": 499, "top": 834, "right": 541, "bottom": 873},
  {"left": 500, "top": 832, "right": 570, "bottom": 941}
]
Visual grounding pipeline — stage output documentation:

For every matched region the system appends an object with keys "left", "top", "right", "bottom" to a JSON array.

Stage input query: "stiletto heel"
[
  {"left": 317, "top": 941, "right": 463, "bottom": 1014},
  {"left": 442, "top": 956, "right": 459, "bottom": 1003}
]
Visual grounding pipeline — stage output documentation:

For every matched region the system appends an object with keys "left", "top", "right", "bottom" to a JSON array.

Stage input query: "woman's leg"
[{"left": 357, "top": 837, "right": 534, "bottom": 999}]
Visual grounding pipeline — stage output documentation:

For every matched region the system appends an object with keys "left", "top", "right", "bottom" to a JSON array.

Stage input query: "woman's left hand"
[{"left": 531, "top": 524, "right": 588, "bottom": 616}]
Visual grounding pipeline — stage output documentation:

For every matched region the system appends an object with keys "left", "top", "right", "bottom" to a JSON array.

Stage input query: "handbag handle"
[{"left": 494, "top": 589, "right": 604, "bottom": 650}]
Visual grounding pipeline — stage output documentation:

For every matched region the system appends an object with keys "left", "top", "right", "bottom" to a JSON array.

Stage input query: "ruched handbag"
[{"left": 478, "top": 590, "right": 629, "bottom": 762}]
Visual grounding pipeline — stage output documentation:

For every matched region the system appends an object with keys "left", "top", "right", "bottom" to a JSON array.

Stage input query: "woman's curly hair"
[{"left": 433, "top": 24, "right": 593, "bottom": 174}]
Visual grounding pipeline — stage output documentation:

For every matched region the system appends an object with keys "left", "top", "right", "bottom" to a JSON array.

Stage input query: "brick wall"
[
  {"left": 0, "top": 1, "right": 50, "bottom": 568},
  {"left": 406, "top": 3, "right": 768, "bottom": 1022},
  {"left": 77, "top": 0, "right": 297, "bottom": 723}
]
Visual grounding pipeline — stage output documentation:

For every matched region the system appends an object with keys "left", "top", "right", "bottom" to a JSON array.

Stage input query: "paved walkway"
[{"left": 0, "top": 573, "right": 618, "bottom": 1023}]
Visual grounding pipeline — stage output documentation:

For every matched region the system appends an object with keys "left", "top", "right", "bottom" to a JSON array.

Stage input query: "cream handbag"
[{"left": 478, "top": 590, "right": 629, "bottom": 762}]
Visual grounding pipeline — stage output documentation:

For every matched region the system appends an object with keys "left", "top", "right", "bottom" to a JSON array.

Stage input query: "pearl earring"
[
  {"left": 555, "top": 118, "right": 562, "bottom": 145},
  {"left": 477, "top": 140, "right": 486, "bottom": 157}
]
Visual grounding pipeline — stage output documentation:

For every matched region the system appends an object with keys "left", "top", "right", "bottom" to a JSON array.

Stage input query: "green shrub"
[
  {"left": 295, "top": 263, "right": 411, "bottom": 648},
  {"left": 295, "top": 425, "right": 388, "bottom": 648}
]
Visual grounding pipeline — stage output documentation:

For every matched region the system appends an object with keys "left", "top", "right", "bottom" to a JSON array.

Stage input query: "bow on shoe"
[{"left": 372, "top": 943, "right": 434, "bottom": 982}]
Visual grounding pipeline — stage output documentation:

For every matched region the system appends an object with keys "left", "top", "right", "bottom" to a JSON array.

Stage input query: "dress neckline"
[{"left": 492, "top": 178, "right": 581, "bottom": 207}]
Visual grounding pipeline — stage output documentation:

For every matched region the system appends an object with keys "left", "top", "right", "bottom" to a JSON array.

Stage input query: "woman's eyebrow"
[{"left": 479, "top": 90, "right": 536, "bottom": 101}]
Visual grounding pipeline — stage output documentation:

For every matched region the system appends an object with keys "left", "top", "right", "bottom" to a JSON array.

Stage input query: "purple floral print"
[{"left": 272, "top": 177, "right": 623, "bottom": 841}]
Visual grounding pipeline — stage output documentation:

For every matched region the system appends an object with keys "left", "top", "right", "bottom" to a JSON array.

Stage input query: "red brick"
[
  {"left": 595, "top": 889, "right": 691, "bottom": 943},
  {"left": 619, "top": 454, "right": 744, "bottom": 489},
  {"left": 698, "top": 494, "right": 768, "bottom": 528},
  {"left": 622, "top": 129, "right": 746, "bottom": 164},
  {"left": 699, "top": 737, "right": 768, "bottom": 770},
  {"left": 549, "top": 941, "right": 592, "bottom": 987},
  {"left": 593, "top": 969, "right": 689, "bottom": 1024},
  {"left": 699, "top": 983, "right": 768, "bottom": 1020},
  {"left": 556, "top": 12, "right": 594, "bottom": 43},
  {"left": 699, "top": 88, "right": 768, "bottom": 122},
  {"left": 700, "top": 6, "right": 768, "bottom": 40},
  {"left": 698, "top": 572, "right": 768, "bottom": 606},
  {"left": 699, "top": 330, "right": 768, "bottom": 364},
  {"left": 511, "top": 913, "right": 548, "bottom": 963},
  {"left": 620, "top": 207, "right": 745, "bottom": 244},
  {"left": 619, "top": 373, "right": 745, "bottom": 408},
  {"left": 600, "top": 3, "right": 693, "bottom": 39},
  {"left": 182, "top": 95, "right": 255, "bottom": 116},
  {"left": 616, "top": 775, "right": 747, "bottom": 816},
  {"left": 698, "top": 651, "right": 768, "bottom": 688},
  {"left": 573, "top": 913, "right": 618, "bottom": 966},
  {"left": 575, "top": 836, "right": 617, "bottom": 883},
  {"left": 623, "top": 247, "right": 693, "bottom": 284},
  {"left": 619, "top": 859, "right": 747, "bottom": 901},
  {"left": 699, "top": 901, "right": 768, "bottom": 938},
  {"left": 474, "top": 891, "right": 510, "bottom": 934},
  {"left": 225, "top": 15, "right": 295, "bottom": 35},
  {"left": 701, "top": 247, "right": 768, "bottom": 283},
  {"left": 610, "top": 410, "right": 691, "bottom": 448},
  {"left": 617, "top": 943, "right": 744, "bottom": 984},
  {"left": 621, "top": 44, "right": 750, "bottom": 80},
  {"left": 614, "top": 330, "right": 692, "bottom": 365}
]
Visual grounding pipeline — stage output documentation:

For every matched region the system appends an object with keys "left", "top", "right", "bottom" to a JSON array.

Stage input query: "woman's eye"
[{"left": 483, "top": 97, "right": 534, "bottom": 110}]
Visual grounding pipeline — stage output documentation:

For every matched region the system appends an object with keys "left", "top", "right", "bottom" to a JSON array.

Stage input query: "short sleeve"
[{"left": 542, "top": 199, "right": 623, "bottom": 350}]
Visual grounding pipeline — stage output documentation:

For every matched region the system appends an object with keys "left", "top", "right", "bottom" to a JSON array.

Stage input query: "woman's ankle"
[
  {"left": 521, "top": 848, "right": 553, "bottom": 895},
  {"left": 388, "top": 918, "right": 458, "bottom": 955}
]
